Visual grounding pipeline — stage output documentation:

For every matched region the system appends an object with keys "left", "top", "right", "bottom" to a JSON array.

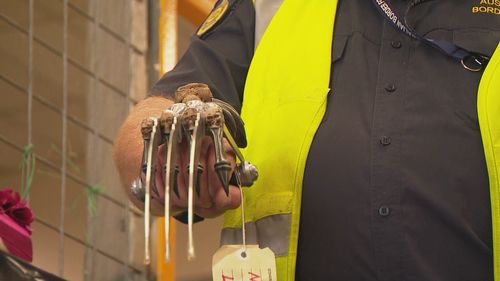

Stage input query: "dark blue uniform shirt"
[{"left": 152, "top": 0, "right": 500, "bottom": 280}]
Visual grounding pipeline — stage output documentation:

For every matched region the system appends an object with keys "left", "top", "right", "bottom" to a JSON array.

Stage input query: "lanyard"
[{"left": 371, "top": 0, "right": 490, "bottom": 72}]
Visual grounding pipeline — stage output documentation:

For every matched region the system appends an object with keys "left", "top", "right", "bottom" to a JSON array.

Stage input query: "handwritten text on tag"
[{"left": 212, "top": 245, "right": 277, "bottom": 281}]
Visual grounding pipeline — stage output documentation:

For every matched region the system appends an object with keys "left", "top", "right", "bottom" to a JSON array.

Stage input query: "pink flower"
[
  {"left": 0, "top": 188, "right": 34, "bottom": 233},
  {"left": 0, "top": 189, "right": 20, "bottom": 212},
  {"left": 9, "top": 204, "right": 34, "bottom": 234}
]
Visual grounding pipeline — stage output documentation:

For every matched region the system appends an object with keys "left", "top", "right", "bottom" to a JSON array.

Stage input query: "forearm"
[
  {"left": 112, "top": 96, "right": 173, "bottom": 213},
  {"left": 114, "top": 0, "right": 254, "bottom": 214}
]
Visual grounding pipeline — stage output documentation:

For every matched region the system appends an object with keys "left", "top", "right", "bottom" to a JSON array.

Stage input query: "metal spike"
[
  {"left": 140, "top": 118, "right": 161, "bottom": 199},
  {"left": 130, "top": 177, "right": 145, "bottom": 202},
  {"left": 162, "top": 110, "right": 179, "bottom": 198},
  {"left": 214, "top": 160, "right": 231, "bottom": 196},
  {"left": 185, "top": 163, "right": 204, "bottom": 197},
  {"left": 223, "top": 125, "right": 258, "bottom": 187},
  {"left": 138, "top": 119, "right": 153, "bottom": 188},
  {"left": 196, "top": 164, "right": 204, "bottom": 197},
  {"left": 205, "top": 103, "right": 232, "bottom": 196},
  {"left": 181, "top": 100, "right": 205, "bottom": 260},
  {"left": 168, "top": 103, "right": 186, "bottom": 201},
  {"left": 213, "top": 98, "right": 247, "bottom": 148},
  {"left": 172, "top": 166, "right": 180, "bottom": 199}
]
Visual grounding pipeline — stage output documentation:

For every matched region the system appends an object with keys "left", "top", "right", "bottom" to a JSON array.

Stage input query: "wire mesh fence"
[{"left": 0, "top": 0, "right": 150, "bottom": 280}]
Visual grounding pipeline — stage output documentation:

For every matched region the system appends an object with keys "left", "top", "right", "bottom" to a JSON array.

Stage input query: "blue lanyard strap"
[{"left": 371, "top": 0, "right": 490, "bottom": 71}]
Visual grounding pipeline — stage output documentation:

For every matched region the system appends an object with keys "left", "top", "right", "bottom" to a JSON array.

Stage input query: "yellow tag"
[
  {"left": 212, "top": 245, "right": 277, "bottom": 281},
  {"left": 197, "top": 0, "right": 229, "bottom": 37}
]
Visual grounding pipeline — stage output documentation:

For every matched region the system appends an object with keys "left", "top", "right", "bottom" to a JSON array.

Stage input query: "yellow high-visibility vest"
[{"left": 222, "top": 1, "right": 500, "bottom": 280}]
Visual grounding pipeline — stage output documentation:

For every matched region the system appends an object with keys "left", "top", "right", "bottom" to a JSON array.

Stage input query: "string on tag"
[
  {"left": 144, "top": 118, "right": 158, "bottom": 265},
  {"left": 212, "top": 167, "right": 278, "bottom": 281},
  {"left": 235, "top": 171, "right": 247, "bottom": 257}
]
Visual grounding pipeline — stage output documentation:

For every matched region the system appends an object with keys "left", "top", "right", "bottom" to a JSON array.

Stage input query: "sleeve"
[{"left": 150, "top": 0, "right": 255, "bottom": 112}]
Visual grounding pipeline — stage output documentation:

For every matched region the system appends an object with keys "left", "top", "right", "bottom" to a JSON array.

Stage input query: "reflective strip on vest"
[
  {"left": 254, "top": 0, "right": 284, "bottom": 48},
  {"left": 220, "top": 214, "right": 291, "bottom": 257},
  {"left": 478, "top": 41, "right": 500, "bottom": 281}
]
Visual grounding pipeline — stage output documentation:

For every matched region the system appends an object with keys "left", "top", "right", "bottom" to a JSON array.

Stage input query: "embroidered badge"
[
  {"left": 472, "top": 0, "right": 500, "bottom": 15},
  {"left": 197, "top": 0, "right": 230, "bottom": 37}
]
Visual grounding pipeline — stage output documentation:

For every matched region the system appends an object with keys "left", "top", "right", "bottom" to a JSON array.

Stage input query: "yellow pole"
[
  {"left": 157, "top": 0, "right": 178, "bottom": 280},
  {"left": 160, "top": 0, "right": 178, "bottom": 72}
]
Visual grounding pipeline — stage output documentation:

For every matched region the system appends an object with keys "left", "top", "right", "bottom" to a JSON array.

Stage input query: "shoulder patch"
[{"left": 197, "top": 0, "right": 230, "bottom": 37}]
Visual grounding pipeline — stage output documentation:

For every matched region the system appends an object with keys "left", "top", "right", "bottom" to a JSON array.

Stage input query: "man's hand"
[
  {"left": 156, "top": 136, "right": 241, "bottom": 218},
  {"left": 113, "top": 95, "right": 242, "bottom": 218},
  {"left": 113, "top": 96, "right": 171, "bottom": 214}
]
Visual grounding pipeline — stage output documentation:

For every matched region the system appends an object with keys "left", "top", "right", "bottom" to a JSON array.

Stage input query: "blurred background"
[{"left": 0, "top": 0, "right": 223, "bottom": 280}]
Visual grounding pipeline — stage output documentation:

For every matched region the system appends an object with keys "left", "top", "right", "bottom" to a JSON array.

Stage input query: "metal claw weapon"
[{"left": 131, "top": 83, "right": 258, "bottom": 264}]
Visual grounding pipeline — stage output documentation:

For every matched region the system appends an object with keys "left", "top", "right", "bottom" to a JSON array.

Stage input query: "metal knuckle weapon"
[{"left": 131, "top": 83, "right": 258, "bottom": 264}]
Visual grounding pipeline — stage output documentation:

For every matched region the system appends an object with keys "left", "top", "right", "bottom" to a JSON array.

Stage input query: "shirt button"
[
  {"left": 380, "top": 136, "right": 392, "bottom": 146},
  {"left": 385, "top": 83, "right": 397, "bottom": 93},
  {"left": 391, "top": 41, "right": 402, "bottom": 49},
  {"left": 378, "top": 206, "right": 391, "bottom": 217}
]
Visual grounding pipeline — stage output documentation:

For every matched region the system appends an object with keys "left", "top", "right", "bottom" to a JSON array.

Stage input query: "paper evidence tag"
[{"left": 212, "top": 245, "right": 277, "bottom": 281}]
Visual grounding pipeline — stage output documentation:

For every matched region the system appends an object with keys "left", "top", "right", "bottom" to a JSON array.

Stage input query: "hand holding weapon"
[{"left": 131, "top": 83, "right": 258, "bottom": 263}]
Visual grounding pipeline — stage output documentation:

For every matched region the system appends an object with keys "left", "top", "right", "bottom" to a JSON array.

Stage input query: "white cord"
[
  {"left": 144, "top": 118, "right": 158, "bottom": 265},
  {"left": 236, "top": 172, "right": 247, "bottom": 256},
  {"left": 164, "top": 116, "right": 177, "bottom": 262},
  {"left": 187, "top": 113, "right": 201, "bottom": 260}
]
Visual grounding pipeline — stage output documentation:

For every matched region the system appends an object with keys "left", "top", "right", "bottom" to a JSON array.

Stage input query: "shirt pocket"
[
  {"left": 330, "top": 34, "right": 349, "bottom": 87},
  {"left": 451, "top": 29, "right": 500, "bottom": 129},
  {"left": 453, "top": 28, "right": 500, "bottom": 57},
  {"left": 332, "top": 34, "right": 349, "bottom": 62}
]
